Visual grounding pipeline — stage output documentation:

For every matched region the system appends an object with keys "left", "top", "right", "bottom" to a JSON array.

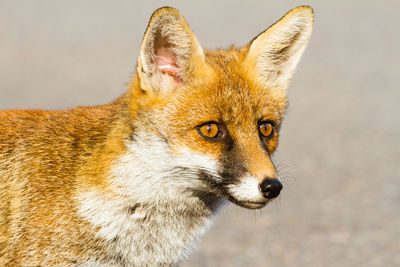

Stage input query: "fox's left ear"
[
  {"left": 137, "top": 7, "right": 205, "bottom": 95},
  {"left": 242, "top": 6, "right": 314, "bottom": 92}
]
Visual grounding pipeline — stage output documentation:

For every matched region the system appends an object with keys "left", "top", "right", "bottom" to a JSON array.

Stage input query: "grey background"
[{"left": 1, "top": 0, "right": 399, "bottom": 266}]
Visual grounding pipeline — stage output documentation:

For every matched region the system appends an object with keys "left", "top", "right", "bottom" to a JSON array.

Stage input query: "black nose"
[{"left": 259, "top": 179, "right": 283, "bottom": 199}]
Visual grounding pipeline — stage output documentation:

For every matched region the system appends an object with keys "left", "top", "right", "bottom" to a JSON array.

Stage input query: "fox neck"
[{"left": 77, "top": 118, "right": 224, "bottom": 265}]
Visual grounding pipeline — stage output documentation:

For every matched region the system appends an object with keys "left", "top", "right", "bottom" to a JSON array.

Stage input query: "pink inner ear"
[{"left": 155, "top": 48, "right": 182, "bottom": 83}]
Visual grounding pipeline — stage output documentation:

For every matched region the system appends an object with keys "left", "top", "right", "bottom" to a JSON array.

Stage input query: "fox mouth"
[
  {"left": 197, "top": 170, "right": 270, "bottom": 209},
  {"left": 227, "top": 196, "right": 268, "bottom": 209}
]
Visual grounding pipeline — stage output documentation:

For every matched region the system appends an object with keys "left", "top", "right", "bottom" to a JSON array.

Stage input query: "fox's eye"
[
  {"left": 197, "top": 123, "right": 220, "bottom": 139},
  {"left": 259, "top": 122, "right": 274, "bottom": 137}
]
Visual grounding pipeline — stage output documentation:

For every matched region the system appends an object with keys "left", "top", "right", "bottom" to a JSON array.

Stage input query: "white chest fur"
[
  {"left": 78, "top": 191, "right": 218, "bottom": 266},
  {"left": 77, "top": 134, "right": 222, "bottom": 266}
]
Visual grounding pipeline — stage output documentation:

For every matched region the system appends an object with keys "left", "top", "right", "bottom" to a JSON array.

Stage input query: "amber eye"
[
  {"left": 259, "top": 122, "right": 274, "bottom": 137},
  {"left": 198, "top": 123, "right": 220, "bottom": 139}
]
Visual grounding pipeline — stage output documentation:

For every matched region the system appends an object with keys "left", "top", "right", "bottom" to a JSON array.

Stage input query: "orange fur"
[{"left": 0, "top": 6, "right": 313, "bottom": 265}]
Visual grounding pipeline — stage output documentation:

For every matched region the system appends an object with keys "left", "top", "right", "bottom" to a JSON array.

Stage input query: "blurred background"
[{"left": 1, "top": 0, "right": 399, "bottom": 266}]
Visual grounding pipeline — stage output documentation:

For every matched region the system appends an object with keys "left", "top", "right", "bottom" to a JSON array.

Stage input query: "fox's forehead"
[{"left": 173, "top": 48, "right": 287, "bottom": 128}]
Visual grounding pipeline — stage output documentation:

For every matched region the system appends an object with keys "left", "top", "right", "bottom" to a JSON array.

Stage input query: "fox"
[{"left": 0, "top": 5, "right": 313, "bottom": 267}]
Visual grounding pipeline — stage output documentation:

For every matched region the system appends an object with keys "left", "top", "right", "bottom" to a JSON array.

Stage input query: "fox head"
[{"left": 120, "top": 6, "right": 313, "bottom": 209}]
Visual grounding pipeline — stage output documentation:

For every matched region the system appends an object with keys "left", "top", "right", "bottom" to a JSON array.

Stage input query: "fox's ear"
[
  {"left": 242, "top": 6, "right": 313, "bottom": 92},
  {"left": 137, "top": 7, "right": 205, "bottom": 95}
]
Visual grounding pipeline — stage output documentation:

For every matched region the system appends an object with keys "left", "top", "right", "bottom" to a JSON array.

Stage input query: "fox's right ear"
[
  {"left": 242, "top": 6, "right": 314, "bottom": 93},
  {"left": 137, "top": 7, "right": 205, "bottom": 96}
]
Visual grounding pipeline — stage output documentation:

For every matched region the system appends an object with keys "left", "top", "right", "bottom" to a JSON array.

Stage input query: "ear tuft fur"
[
  {"left": 243, "top": 6, "right": 314, "bottom": 92},
  {"left": 137, "top": 7, "right": 204, "bottom": 95}
]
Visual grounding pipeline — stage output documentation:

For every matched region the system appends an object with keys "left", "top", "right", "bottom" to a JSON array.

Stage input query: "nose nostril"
[{"left": 259, "top": 179, "right": 283, "bottom": 199}]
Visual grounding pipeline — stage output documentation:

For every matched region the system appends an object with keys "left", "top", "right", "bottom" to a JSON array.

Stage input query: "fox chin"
[{"left": 0, "top": 5, "right": 313, "bottom": 266}]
